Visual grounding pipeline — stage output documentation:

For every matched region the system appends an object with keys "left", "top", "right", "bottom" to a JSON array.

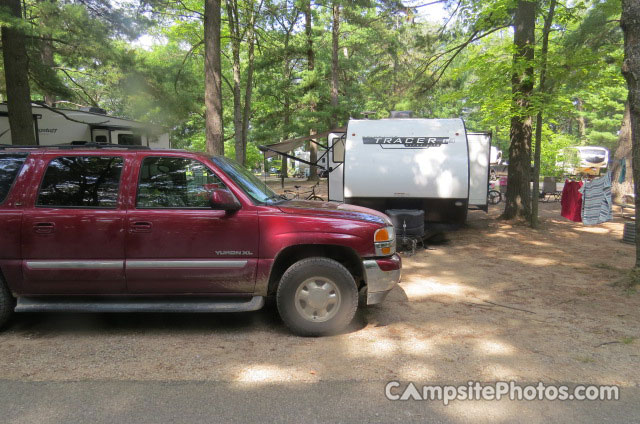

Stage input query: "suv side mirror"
[{"left": 210, "top": 189, "right": 241, "bottom": 212}]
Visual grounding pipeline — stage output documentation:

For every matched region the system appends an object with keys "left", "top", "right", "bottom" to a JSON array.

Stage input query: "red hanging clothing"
[{"left": 561, "top": 180, "right": 583, "bottom": 222}]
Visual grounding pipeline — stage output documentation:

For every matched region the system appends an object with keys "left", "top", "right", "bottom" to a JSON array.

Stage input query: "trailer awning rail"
[{"left": 258, "top": 127, "right": 345, "bottom": 159}]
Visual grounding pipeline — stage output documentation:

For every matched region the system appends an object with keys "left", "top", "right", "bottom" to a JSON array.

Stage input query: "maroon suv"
[{"left": 0, "top": 145, "right": 401, "bottom": 336}]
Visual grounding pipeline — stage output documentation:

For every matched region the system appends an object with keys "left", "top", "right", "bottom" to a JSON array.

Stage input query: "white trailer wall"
[
  {"left": 0, "top": 104, "right": 170, "bottom": 148},
  {"left": 467, "top": 132, "right": 491, "bottom": 208},
  {"left": 342, "top": 118, "right": 469, "bottom": 200}
]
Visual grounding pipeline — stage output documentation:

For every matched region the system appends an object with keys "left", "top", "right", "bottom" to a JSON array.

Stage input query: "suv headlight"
[{"left": 374, "top": 226, "right": 396, "bottom": 256}]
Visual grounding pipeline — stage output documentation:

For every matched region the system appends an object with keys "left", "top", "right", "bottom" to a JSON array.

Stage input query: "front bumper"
[{"left": 363, "top": 254, "right": 402, "bottom": 305}]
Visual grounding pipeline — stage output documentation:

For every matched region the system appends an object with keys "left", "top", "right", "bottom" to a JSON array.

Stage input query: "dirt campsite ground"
[{"left": 0, "top": 179, "right": 637, "bottom": 394}]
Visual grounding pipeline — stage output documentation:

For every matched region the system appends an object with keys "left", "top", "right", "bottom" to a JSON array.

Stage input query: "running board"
[{"left": 15, "top": 296, "right": 265, "bottom": 313}]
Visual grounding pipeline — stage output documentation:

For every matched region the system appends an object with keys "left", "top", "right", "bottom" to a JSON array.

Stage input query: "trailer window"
[
  {"left": 332, "top": 137, "right": 345, "bottom": 163},
  {"left": 0, "top": 154, "right": 27, "bottom": 204},
  {"left": 37, "top": 156, "right": 124, "bottom": 208},
  {"left": 118, "top": 133, "right": 142, "bottom": 146}
]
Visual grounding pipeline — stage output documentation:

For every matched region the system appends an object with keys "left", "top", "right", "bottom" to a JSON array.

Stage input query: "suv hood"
[{"left": 277, "top": 200, "right": 391, "bottom": 225}]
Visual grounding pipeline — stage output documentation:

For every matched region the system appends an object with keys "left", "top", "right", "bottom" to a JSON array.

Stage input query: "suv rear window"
[
  {"left": 37, "top": 156, "right": 124, "bottom": 208},
  {"left": 0, "top": 154, "right": 28, "bottom": 204}
]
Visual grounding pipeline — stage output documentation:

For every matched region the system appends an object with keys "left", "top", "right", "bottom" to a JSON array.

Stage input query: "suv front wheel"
[{"left": 277, "top": 257, "right": 358, "bottom": 336}]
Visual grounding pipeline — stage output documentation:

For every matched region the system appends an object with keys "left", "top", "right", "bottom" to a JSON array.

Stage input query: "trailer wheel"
[
  {"left": 276, "top": 257, "right": 358, "bottom": 336},
  {"left": 0, "top": 274, "right": 15, "bottom": 329}
]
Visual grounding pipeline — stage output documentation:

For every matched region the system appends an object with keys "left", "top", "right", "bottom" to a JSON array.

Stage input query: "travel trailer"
[
  {"left": 0, "top": 103, "right": 170, "bottom": 148},
  {"left": 325, "top": 118, "right": 491, "bottom": 230},
  {"left": 556, "top": 146, "right": 609, "bottom": 176},
  {"left": 259, "top": 116, "right": 491, "bottom": 231}
]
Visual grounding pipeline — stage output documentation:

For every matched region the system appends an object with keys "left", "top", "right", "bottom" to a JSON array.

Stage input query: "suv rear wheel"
[
  {"left": 0, "top": 275, "right": 14, "bottom": 329},
  {"left": 277, "top": 257, "right": 358, "bottom": 336}
]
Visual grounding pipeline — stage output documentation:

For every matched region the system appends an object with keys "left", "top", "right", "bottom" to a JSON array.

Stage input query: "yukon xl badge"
[
  {"left": 215, "top": 250, "right": 253, "bottom": 256},
  {"left": 363, "top": 136, "right": 451, "bottom": 148}
]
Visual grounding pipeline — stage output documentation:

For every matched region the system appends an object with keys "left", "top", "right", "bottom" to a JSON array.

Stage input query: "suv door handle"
[
  {"left": 130, "top": 221, "right": 152, "bottom": 233},
  {"left": 33, "top": 222, "right": 55, "bottom": 234}
]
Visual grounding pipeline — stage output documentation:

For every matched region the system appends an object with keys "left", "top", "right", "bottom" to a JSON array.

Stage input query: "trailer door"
[
  {"left": 467, "top": 132, "right": 491, "bottom": 209},
  {"left": 328, "top": 133, "right": 345, "bottom": 202}
]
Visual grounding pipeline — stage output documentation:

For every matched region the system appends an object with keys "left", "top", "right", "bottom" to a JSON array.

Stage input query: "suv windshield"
[
  {"left": 0, "top": 154, "right": 28, "bottom": 204},
  {"left": 212, "top": 156, "right": 283, "bottom": 204}
]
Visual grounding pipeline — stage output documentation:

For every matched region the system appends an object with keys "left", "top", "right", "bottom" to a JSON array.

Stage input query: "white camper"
[
  {"left": 556, "top": 146, "right": 609, "bottom": 176},
  {"left": 326, "top": 118, "right": 490, "bottom": 229},
  {"left": 0, "top": 103, "right": 170, "bottom": 148}
]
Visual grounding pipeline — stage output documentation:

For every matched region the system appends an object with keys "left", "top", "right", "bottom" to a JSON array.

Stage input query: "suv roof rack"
[{"left": 0, "top": 143, "right": 151, "bottom": 151}]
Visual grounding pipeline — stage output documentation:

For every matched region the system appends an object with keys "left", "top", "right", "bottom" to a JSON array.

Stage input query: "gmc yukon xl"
[{"left": 0, "top": 145, "right": 401, "bottom": 336}]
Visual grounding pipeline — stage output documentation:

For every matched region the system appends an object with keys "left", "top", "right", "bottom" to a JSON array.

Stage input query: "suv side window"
[
  {"left": 37, "top": 156, "right": 124, "bottom": 208},
  {"left": 136, "top": 157, "right": 226, "bottom": 209},
  {"left": 0, "top": 154, "right": 28, "bottom": 204}
]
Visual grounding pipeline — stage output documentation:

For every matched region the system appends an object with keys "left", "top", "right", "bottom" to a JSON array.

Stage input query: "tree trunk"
[
  {"left": 305, "top": 0, "right": 318, "bottom": 182},
  {"left": 38, "top": 0, "right": 56, "bottom": 107},
  {"left": 531, "top": 0, "right": 556, "bottom": 228},
  {"left": 226, "top": 0, "right": 244, "bottom": 165},
  {"left": 611, "top": 103, "right": 633, "bottom": 203},
  {"left": 282, "top": 30, "right": 291, "bottom": 187},
  {"left": 330, "top": 2, "right": 340, "bottom": 128},
  {"left": 41, "top": 38, "right": 55, "bottom": 107},
  {"left": 204, "top": 0, "right": 224, "bottom": 155},
  {"left": 280, "top": 103, "right": 289, "bottom": 188},
  {"left": 1, "top": 0, "right": 36, "bottom": 146},
  {"left": 576, "top": 97, "right": 587, "bottom": 143},
  {"left": 241, "top": 1, "right": 260, "bottom": 161},
  {"left": 621, "top": 0, "right": 640, "bottom": 268},
  {"left": 502, "top": 0, "right": 535, "bottom": 220}
]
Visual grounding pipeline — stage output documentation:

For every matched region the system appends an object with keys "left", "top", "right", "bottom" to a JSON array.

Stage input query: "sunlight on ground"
[
  {"left": 401, "top": 338, "right": 434, "bottom": 356},
  {"left": 475, "top": 340, "right": 515, "bottom": 356},
  {"left": 345, "top": 333, "right": 397, "bottom": 359},
  {"left": 507, "top": 255, "right": 557, "bottom": 266},
  {"left": 522, "top": 240, "right": 553, "bottom": 247},
  {"left": 401, "top": 278, "right": 479, "bottom": 300},
  {"left": 573, "top": 226, "right": 611, "bottom": 234},
  {"left": 235, "top": 365, "right": 315, "bottom": 384}
]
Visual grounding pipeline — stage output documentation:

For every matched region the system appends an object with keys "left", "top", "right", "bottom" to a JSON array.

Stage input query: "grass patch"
[
  {"left": 612, "top": 268, "right": 640, "bottom": 289},
  {"left": 593, "top": 262, "right": 619, "bottom": 271},
  {"left": 574, "top": 355, "right": 595, "bottom": 364},
  {"left": 621, "top": 336, "right": 636, "bottom": 345}
]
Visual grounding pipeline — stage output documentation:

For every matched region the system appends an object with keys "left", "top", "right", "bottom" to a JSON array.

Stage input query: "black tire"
[
  {"left": 308, "top": 195, "right": 324, "bottom": 201},
  {"left": 0, "top": 274, "right": 15, "bottom": 329},
  {"left": 276, "top": 257, "right": 358, "bottom": 336}
]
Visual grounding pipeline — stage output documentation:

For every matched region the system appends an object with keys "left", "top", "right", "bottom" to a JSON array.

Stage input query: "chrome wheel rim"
[{"left": 294, "top": 277, "right": 341, "bottom": 323}]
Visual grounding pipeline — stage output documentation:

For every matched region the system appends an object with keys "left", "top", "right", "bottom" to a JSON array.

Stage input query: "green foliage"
[
  {"left": 224, "top": 140, "right": 263, "bottom": 170},
  {"left": 0, "top": 0, "right": 628, "bottom": 174}
]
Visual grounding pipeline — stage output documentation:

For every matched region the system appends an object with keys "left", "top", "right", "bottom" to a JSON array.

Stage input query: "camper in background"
[
  {"left": 0, "top": 103, "right": 170, "bottom": 148},
  {"left": 556, "top": 146, "right": 609, "bottom": 176}
]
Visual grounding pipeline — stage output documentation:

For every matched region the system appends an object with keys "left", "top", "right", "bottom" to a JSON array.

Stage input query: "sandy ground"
[{"left": 0, "top": 182, "right": 638, "bottom": 391}]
